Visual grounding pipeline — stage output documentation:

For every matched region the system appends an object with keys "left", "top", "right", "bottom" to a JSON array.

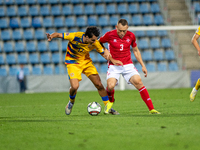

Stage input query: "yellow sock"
[
  {"left": 103, "top": 100, "right": 109, "bottom": 106},
  {"left": 195, "top": 78, "right": 200, "bottom": 90},
  {"left": 69, "top": 98, "right": 75, "bottom": 104}
]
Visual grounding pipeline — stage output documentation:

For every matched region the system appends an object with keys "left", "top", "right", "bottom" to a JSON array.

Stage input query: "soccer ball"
[{"left": 87, "top": 102, "right": 101, "bottom": 116}]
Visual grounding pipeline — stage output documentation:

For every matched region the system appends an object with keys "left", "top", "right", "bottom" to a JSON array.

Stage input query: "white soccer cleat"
[
  {"left": 65, "top": 101, "right": 74, "bottom": 115},
  {"left": 190, "top": 87, "right": 197, "bottom": 102}
]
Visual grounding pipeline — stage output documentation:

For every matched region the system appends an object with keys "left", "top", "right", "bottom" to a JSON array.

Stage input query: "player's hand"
[
  {"left": 142, "top": 66, "right": 147, "bottom": 77},
  {"left": 198, "top": 50, "right": 200, "bottom": 56},
  {"left": 113, "top": 60, "right": 123, "bottom": 66},
  {"left": 46, "top": 33, "right": 52, "bottom": 41},
  {"left": 103, "top": 49, "right": 111, "bottom": 60}
]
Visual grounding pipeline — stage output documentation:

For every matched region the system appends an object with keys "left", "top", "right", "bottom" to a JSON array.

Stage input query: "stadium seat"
[
  {"left": 82, "top": 0, "right": 91, "bottom": 3},
  {"left": 15, "top": 41, "right": 25, "bottom": 52},
  {"left": 29, "top": 5, "right": 39, "bottom": 16},
  {"left": 32, "top": 66, "right": 42, "bottom": 75},
  {"left": 68, "top": 27, "right": 78, "bottom": 32},
  {"left": 3, "top": 42, "right": 14, "bottom": 53},
  {"left": 40, "top": 53, "right": 51, "bottom": 64},
  {"left": 43, "top": 66, "right": 53, "bottom": 75},
  {"left": 161, "top": 38, "right": 171, "bottom": 48},
  {"left": 157, "top": 61, "right": 168, "bottom": 72},
  {"left": 0, "top": 54, "right": 5, "bottom": 65},
  {"left": 89, "top": 52, "right": 97, "bottom": 62},
  {"left": 54, "top": 17, "right": 64, "bottom": 28},
  {"left": 121, "top": 15, "right": 132, "bottom": 25},
  {"left": 15, "top": 0, "right": 25, "bottom": 5},
  {"left": 139, "top": 3, "right": 150, "bottom": 14},
  {"left": 60, "top": 0, "right": 70, "bottom": 3},
  {"left": 142, "top": 50, "right": 153, "bottom": 61},
  {"left": 106, "top": 3, "right": 117, "bottom": 15},
  {"left": 143, "top": 14, "right": 154, "bottom": 26},
  {"left": 62, "top": 5, "right": 73, "bottom": 15},
  {"left": 76, "top": 16, "right": 87, "bottom": 27},
  {"left": 0, "top": 67, "right": 7, "bottom": 76},
  {"left": 128, "top": 3, "right": 139, "bottom": 14},
  {"left": 13, "top": 29, "right": 23, "bottom": 40},
  {"left": 20, "top": 17, "right": 31, "bottom": 28},
  {"left": 61, "top": 41, "right": 68, "bottom": 51},
  {"left": 101, "top": 27, "right": 112, "bottom": 36},
  {"left": 26, "top": 0, "right": 36, "bottom": 5},
  {"left": 6, "top": 54, "right": 16, "bottom": 65},
  {"left": 153, "top": 49, "right": 164, "bottom": 61},
  {"left": 165, "top": 49, "right": 175, "bottom": 60},
  {"left": 150, "top": 3, "right": 160, "bottom": 13},
  {"left": 134, "top": 63, "right": 142, "bottom": 72},
  {"left": 1, "top": 29, "right": 12, "bottom": 41},
  {"left": 46, "top": 29, "right": 55, "bottom": 34},
  {"left": 0, "top": 18, "right": 9, "bottom": 29},
  {"left": 9, "top": 66, "right": 18, "bottom": 76},
  {"left": 84, "top": 4, "right": 95, "bottom": 15},
  {"left": 157, "top": 30, "right": 168, "bottom": 37},
  {"left": 194, "top": 2, "right": 200, "bottom": 12},
  {"left": 65, "top": 16, "right": 76, "bottom": 27},
  {"left": 23, "top": 65, "right": 30, "bottom": 75},
  {"left": 98, "top": 15, "right": 109, "bottom": 26},
  {"left": 168, "top": 61, "right": 178, "bottom": 71},
  {"left": 70, "top": 0, "right": 80, "bottom": 4},
  {"left": 43, "top": 17, "right": 53, "bottom": 28},
  {"left": 51, "top": 5, "right": 61, "bottom": 16},
  {"left": 150, "top": 37, "right": 160, "bottom": 49},
  {"left": 55, "top": 65, "right": 65, "bottom": 74},
  {"left": 93, "top": 0, "right": 102, "bottom": 3},
  {"left": 38, "top": 41, "right": 48, "bottom": 52},
  {"left": 138, "top": 38, "right": 149, "bottom": 49},
  {"left": 18, "top": 53, "right": 28, "bottom": 64},
  {"left": 146, "top": 62, "right": 156, "bottom": 72},
  {"left": 49, "top": 0, "right": 58, "bottom": 4},
  {"left": 10, "top": 17, "right": 20, "bottom": 28},
  {"left": 32, "top": 17, "right": 42, "bottom": 28},
  {"left": 117, "top": 3, "right": 128, "bottom": 14},
  {"left": 146, "top": 30, "right": 156, "bottom": 37},
  {"left": 100, "top": 64, "right": 108, "bottom": 73},
  {"left": 134, "top": 30, "right": 145, "bottom": 38},
  {"left": 73, "top": 4, "right": 84, "bottom": 15},
  {"left": 40, "top": 5, "right": 50, "bottom": 16},
  {"left": 95, "top": 4, "right": 106, "bottom": 15},
  {"left": 154, "top": 14, "right": 164, "bottom": 25},
  {"left": 24, "top": 29, "right": 34, "bottom": 40},
  {"left": 29, "top": 53, "right": 39, "bottom": 64},
  {"left": 132, "top": 15, "right": 143, "bottom": 26},
  {"left": 7, "top": 6, "right": 17, "bottom": 17},
  {"left": 37, "top": 0, "right": 47, "bottom": 4},
  {"left": 18, "top": 6, "right": 28, "bottom": 17},
  {"left": 88, "top": 16, "right": 98, "bottom": 26},
  {"left": 49, "top": 41, "right": 59, "bottom": 52},
  {"left": 26, "top": 41, "right": 37, "bottom": 52},
  {"left": 110, "top": 15, "right": 119, "bottom": 26},
  {"left": 35, "top": 29, "right": 45, "bottom": 40},
  {"left": 0, "top": 7, "right": 6, "bottom": 17},
  {"left": 103, "top": 0, "right": 113, "bottom": 2},
  {"left": 52, "top": 53, "right": 60, "bottom": 63}
]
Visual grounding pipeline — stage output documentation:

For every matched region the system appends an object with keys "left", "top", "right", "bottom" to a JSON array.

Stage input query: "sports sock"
[
  {"left": 139, "top": 86, "right": 154, "bottom": 111},
  {"left": 106, "top": 87, "right": 115, "bottom": 102},
  {"left": 101, "top": 95, "right": 109, "bottom": 106},
  {"left": 69, "top": 94, "right": 76, "bottom": 104},
  {"left": 195, "top": 78, "right": 200, "bottom": 90}
]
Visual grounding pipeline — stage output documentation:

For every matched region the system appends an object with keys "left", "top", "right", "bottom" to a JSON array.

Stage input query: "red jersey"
[{"left": 99, "top": 29, "right": 137, "bottom": 65}]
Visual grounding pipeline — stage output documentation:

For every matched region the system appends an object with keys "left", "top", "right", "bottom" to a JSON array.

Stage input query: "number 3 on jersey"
[{"left": 120, "top": 44, "right": 123, "bottom": 51}]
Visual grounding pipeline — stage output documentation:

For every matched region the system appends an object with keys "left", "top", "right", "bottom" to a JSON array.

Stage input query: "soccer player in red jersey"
[{"left": 99, "top": 19, "right": 160, "bottom": 114}]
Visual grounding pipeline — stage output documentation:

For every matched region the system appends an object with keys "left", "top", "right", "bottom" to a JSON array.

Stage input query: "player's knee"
[
  {"left": 71, "top": 84, "right": 79, "bottom": 91},
  {"left": 107, "top": 82, "right": 115, "bottom": 91}
]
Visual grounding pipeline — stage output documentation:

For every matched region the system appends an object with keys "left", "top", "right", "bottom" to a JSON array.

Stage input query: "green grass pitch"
[{"left": 0, "top": 88, "right": 200, "bottom": 150}]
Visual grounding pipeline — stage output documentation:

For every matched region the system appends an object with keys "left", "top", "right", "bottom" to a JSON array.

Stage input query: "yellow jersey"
[
  {"left": 62, "top": 32, "right": 104, "bottom": 64},
  {"left": 196, "top": 26, "right": 200, "bottom": 35}
]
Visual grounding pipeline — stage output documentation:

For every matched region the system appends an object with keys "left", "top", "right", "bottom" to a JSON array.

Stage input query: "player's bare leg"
[
  {"left": 65, "top": 79, "right": 79, "bottom": 115},
  {"left": 129, "top": 75, "right": 160, "bottom": 114}
]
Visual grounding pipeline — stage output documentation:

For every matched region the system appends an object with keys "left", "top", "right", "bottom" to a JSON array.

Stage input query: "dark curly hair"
[{"left": 85, "top": 26, "right": 100, "bottom": 38}]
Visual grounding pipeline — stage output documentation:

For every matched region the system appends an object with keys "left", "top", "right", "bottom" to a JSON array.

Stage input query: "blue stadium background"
[{"left": 1, "top": 0, "right": 198, "bottom": 77}]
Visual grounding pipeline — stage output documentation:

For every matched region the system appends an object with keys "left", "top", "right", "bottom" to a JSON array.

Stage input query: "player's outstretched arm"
[
  {"left": 191, "top": 33, "right": 200, "bottom": 56},
  {"left": 46, "top": 32, "right": 63, "bottom": 42},
  {"left": 133, "top": 46, "right": 147, "bottom": 77}
]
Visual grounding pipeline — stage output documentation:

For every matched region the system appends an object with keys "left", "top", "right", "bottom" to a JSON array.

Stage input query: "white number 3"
[{"left": 120, "top": 44, "right": 123, "bottom": 51}]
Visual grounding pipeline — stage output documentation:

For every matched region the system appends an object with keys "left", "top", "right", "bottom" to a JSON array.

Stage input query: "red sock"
[
  {"left": 139, "top": 86, "right": 154, "bottom": 110},
  {"left": 106, "top": 87, "right": 115, "bottom": 102}
]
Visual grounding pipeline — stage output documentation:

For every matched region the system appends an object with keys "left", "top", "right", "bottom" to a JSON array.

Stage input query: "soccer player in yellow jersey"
[
  {"left": 46, "top": 26, "right": 123, "bottom": 115},
  {"left": 190, "top": 26, "right": 200, "bottom": 101}
]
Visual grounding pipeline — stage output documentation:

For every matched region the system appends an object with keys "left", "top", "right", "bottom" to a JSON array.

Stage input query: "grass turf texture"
[{"left": 0, "top": 88, "right": 200, "bottom": 150}]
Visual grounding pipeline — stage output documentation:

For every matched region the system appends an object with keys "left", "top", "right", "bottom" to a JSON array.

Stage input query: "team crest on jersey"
[
  {"left": 113, "top": 39, "right": 117, "bottom": 42},
  {"left": 70, "top": 73, "right": 74, "bottom": 77},
  {"left": 65, "top": 33, "right": 69, "bottom": 36},
  {"left": 126, "top": 39, "right": 130, "bottom": 43}
]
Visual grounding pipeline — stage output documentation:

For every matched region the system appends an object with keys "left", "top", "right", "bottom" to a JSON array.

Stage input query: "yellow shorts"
[{"left": 66, "top": 60, "right": 98, "bottom": 81}]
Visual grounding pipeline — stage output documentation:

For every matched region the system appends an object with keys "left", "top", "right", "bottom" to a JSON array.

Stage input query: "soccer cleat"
[
  {"left": 149, "top": 109, "right": 161, "bottom": 114},
  {"left": 104, "top": 101, "right": 113, "bottom": 114},
  {"left": 65, "top": 101, "right": 74, "bottom": 115},
  {"left": 109, "top": 108, "right": 120, "bottom": 115},
  {"left": 190, "top": 87, "right": 197, "bottom": 102}
]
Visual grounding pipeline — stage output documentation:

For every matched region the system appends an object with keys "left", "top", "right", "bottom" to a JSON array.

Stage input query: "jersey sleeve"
[
  {"left": 196, "top": 26, "right": 200, "bottom": 36},
  {"left": 99, "top": 32, "right": 109, "bottom": 43},
  {"left": 93, "top": 40, "right": 104, "bottom": 54},
  {"left": 62, "top": 32, "right": 75, "bottom": 41}
]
